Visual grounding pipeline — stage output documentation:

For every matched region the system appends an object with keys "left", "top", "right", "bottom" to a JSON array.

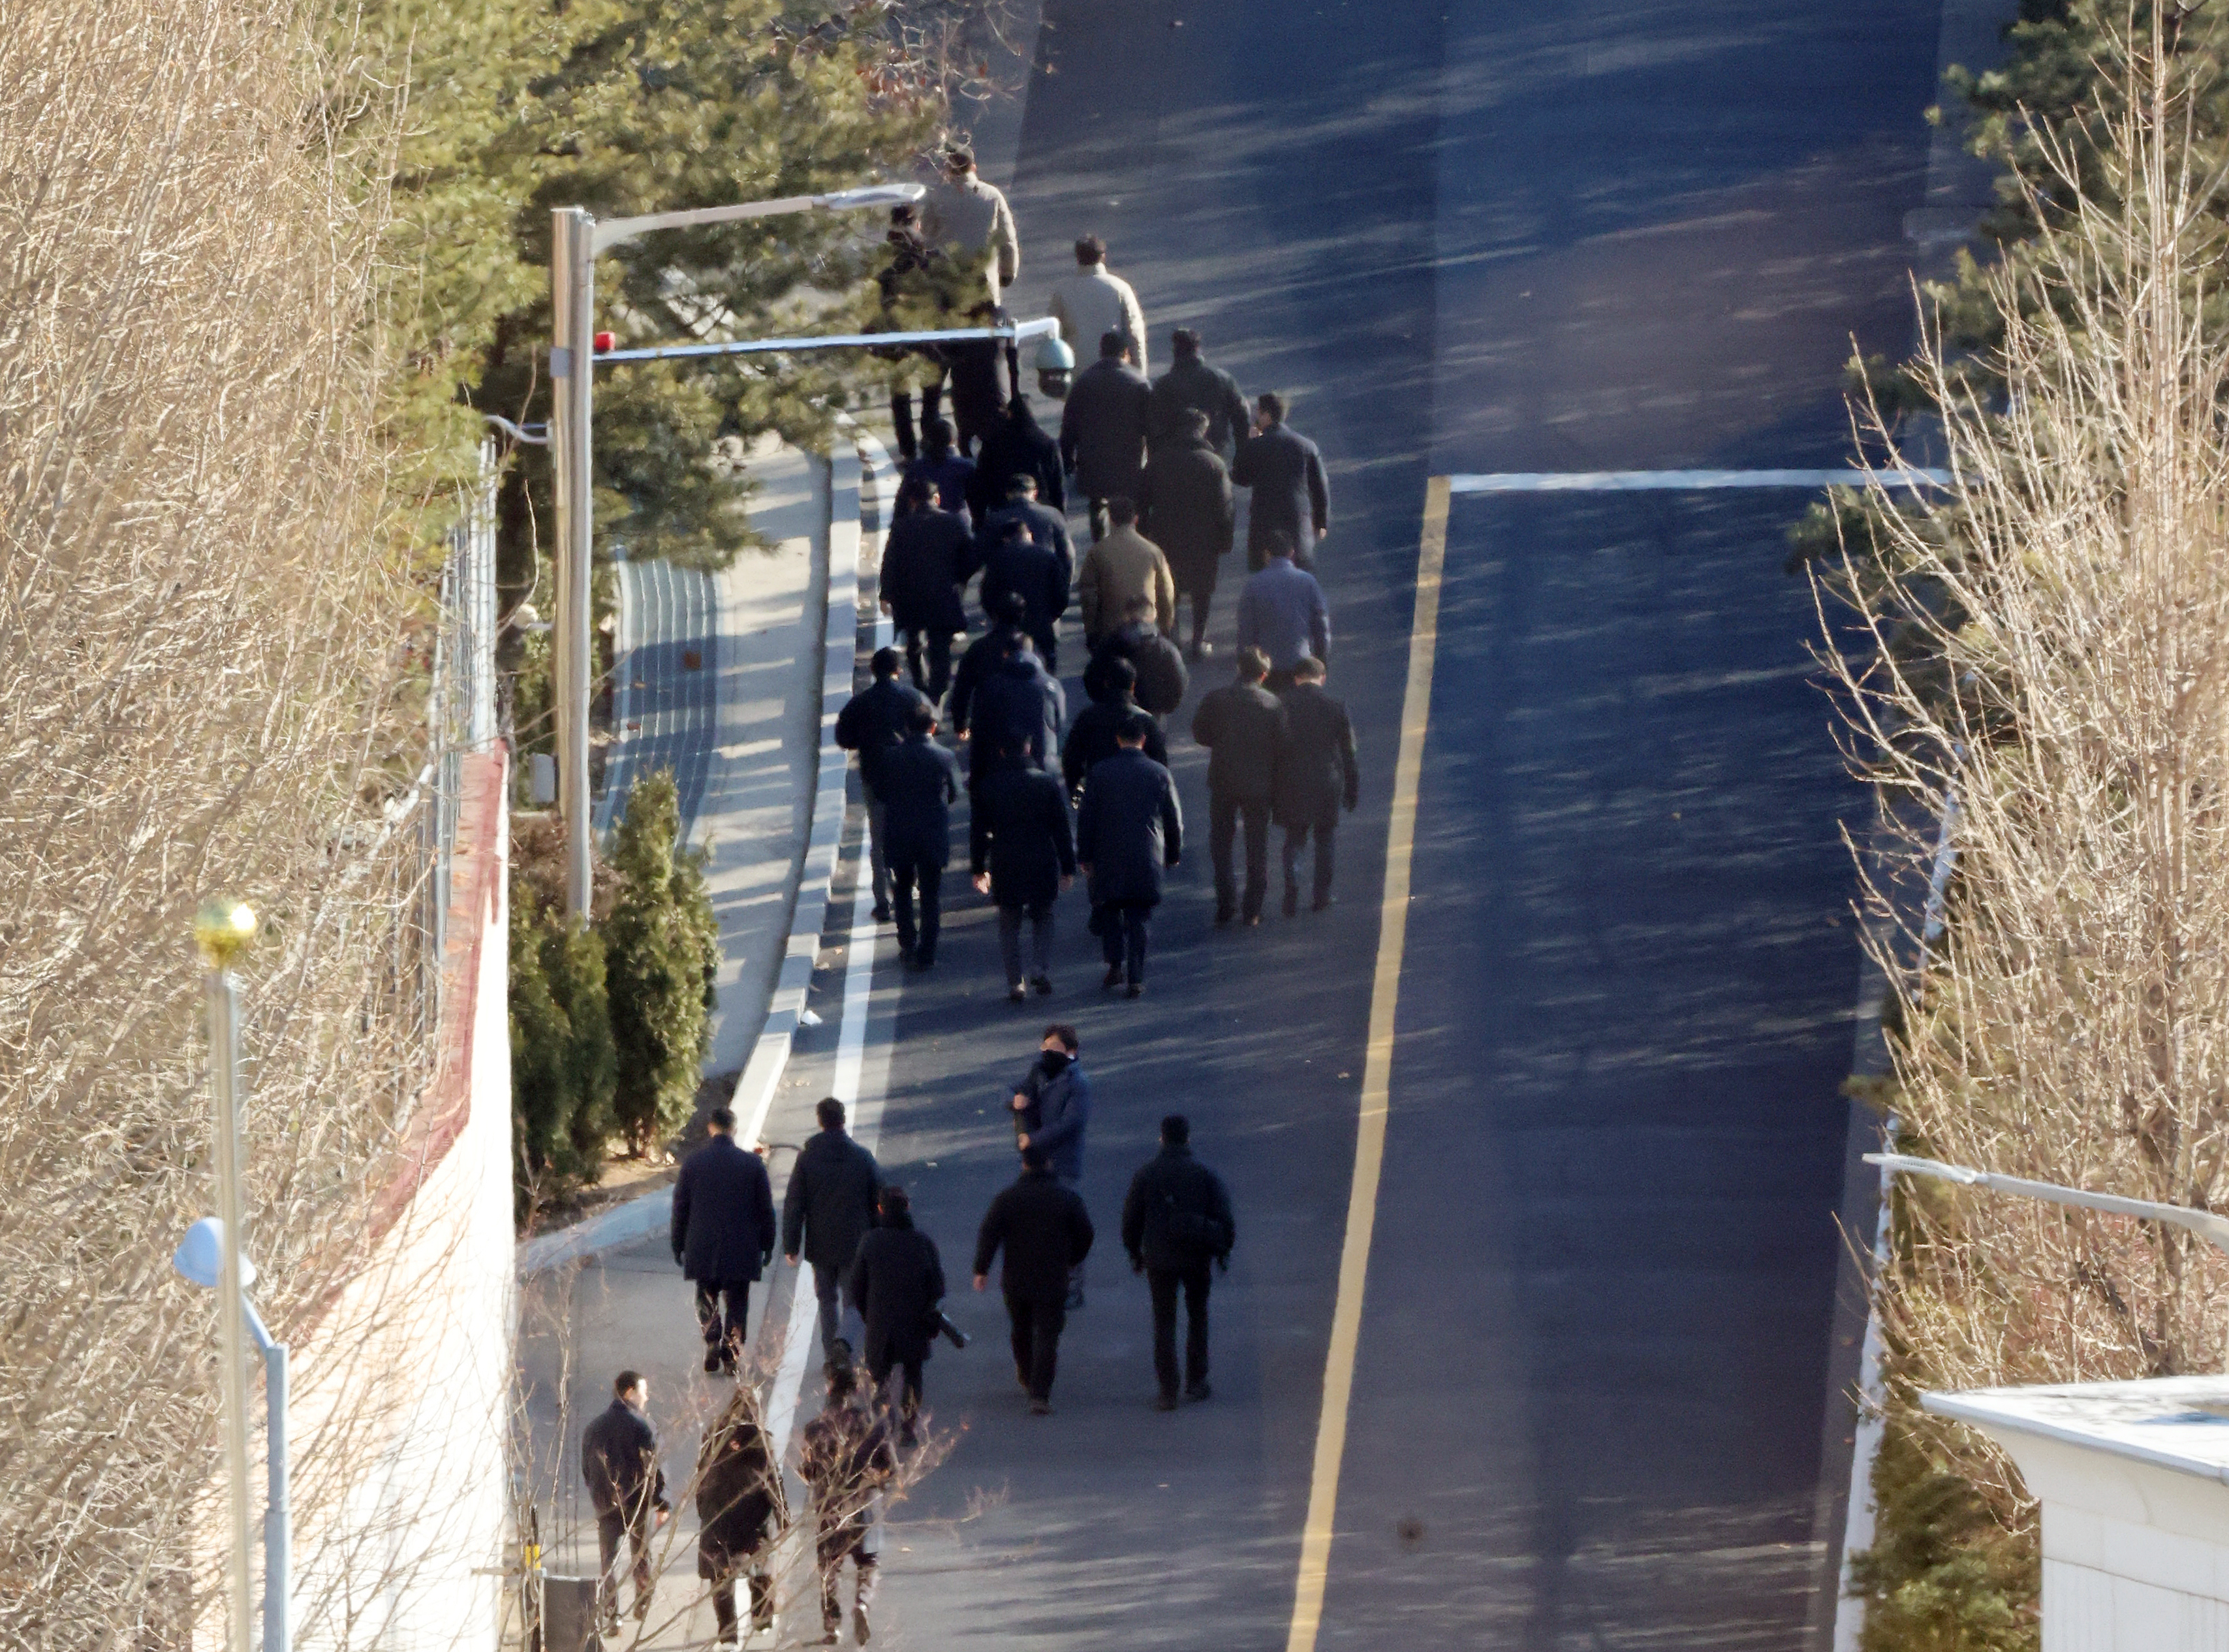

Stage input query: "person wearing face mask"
[{"left": 1008, "top": 1024, "right": 1092, "bottom": 1308}]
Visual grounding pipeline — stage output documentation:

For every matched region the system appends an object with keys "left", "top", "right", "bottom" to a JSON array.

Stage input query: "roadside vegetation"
[{"left": 1803, "top": 8, "right": 2229, "bottom": 1646}]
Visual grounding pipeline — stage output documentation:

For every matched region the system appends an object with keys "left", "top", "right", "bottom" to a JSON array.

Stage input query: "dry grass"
[
  {"left": 1826, "top": 18, "right": 2229, "bottom": 1507},
  {"left": 0, "top": 0, "right": 450, "bottom": 1644}
]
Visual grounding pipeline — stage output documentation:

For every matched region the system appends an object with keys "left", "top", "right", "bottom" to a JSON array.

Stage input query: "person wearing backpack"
[{"left": 1121, "top": 1114, "right": 1236, "bottom": 1409}]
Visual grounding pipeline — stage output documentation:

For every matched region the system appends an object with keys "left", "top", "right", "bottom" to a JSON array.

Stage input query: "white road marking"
[{"left": 1446, "top": 467, "right": 1947, "bottom": 492}]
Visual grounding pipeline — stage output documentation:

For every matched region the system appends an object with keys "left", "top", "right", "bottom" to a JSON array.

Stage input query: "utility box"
[{"left": 1925, "top": 1377, "right": 2229, "bottom": 1651}]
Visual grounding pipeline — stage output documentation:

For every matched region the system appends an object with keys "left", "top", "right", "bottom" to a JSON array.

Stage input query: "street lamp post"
[
  {"left": 191, "top": 898, "right": 260, "bottom": 1652},
  {"left": 174, "top": 1219, "right": 290, "bottom": 1652},
  {"left": 547, "top": 182, "right": 922, "bottom": 917}
]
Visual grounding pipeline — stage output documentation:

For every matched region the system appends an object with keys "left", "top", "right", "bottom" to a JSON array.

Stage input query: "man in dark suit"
[
  {"left": 1231, "top": 390, "right": 1331, "bottom": 570},
  {"left": 783, "top": 1097, "right": 882, "bottom": 1360},
  {"left": 969, "top": 629, "right": 1067, "bottom": 786},
  {"left": 1062, "top": 656, "right": 1167, "bottom": 809},
  {"left": 971, "top": 743, "right": 1077, "bottom": 1001},
  {"left": 835, "top": 647, "right": 929, "bottom": 923},
  {"left": 1140, "top": 404, "right": 1236, "bottom": 660},
  {"left": 1061, "top": 330, "right": 1153, "bottom": 542},
  {"left": 1191, "top": 647, "right": 1286, "bottom": 927},
  {"left": 1075, "top": 713, "right": 1183, "bottom": 997},
  {"left": 876, "top": 703, "right": 963, "bottom": 968},
  {"left": 1148, "top": 328, "right": 1250, "bottom": 458},
  {"left": 974, "top": 471, "right": 1074, "bottom": 592},
  {"left": 1121, "top": 1114, "right": 1236, "bottom": 1410},
  {"left": 879, "top": 476, "right": 972, "bottom": 703},
  {"left": 672, "top": 1107, "right": 777, "bottom": 1373},
  {"left": 977, "top": 513, "right": 1070, "bottom": 672},
  {"left": 1275, "top": 656, "right": 1361, "bottom": 914},
  {"left": 972, "top": 1144, "right": 1096, "bottom": 1414},
  {"left": 582, "top": 1370, "right": 670, "bottom": 1633},
  {"left": 948, "top": 589, "right": 1029, "bottom": 744},
  {"left": 967, "top": 392, "right": 1065, "bottom": 523}
]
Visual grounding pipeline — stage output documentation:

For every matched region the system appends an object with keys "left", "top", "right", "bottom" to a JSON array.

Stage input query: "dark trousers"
[
  {"left": 706, "top": 1561, "right": 773, "bottom": 1641},
  {"left": 890, "top": 852, "right": 943, "bottom": 961},
  {"left": 1006, "top": 1291, "right": 1067, "bottom": 1400},
  {"left": 811, "top": 1261, "right": 856, "bottom": 1360},
  {"left": 890, "top": 374, "right": 946, "bottom": 461},
  {"left": 863, "top": 783, "right": 892, "bottom": 912},
  {"left": 1283, "top": 801, "right": 1340, "bottom": 903},
  {"left": 595, "top": 1511, "right": 652, "bottom": 1627},
  {"left": 871, "top": 1352, "right": 926, "bottom": 1426},
  {"left": 899, "top": 625, "right": 954, "bottom": 703},
  {"left": 1095, "top": 899, "right": 1154, "bottom": 985},
  {"left": 815, "top": 1524, "right": 879, "bottom": 1632},
  {"left": 696, "top": 1280, "right": 751, "bottom": 1351},
  {"left": 1149, "top": 1263, "right": 1213, "bottom": 1398},
  {"left": 1209, "top": 792, "right": 1271, "bottom": 920},
  {"left": 1025, "top": 618, "right": 1059, "bottom": 675},
  {"left": 997, "top": 900, "right": 1055, "bottom": 985}
]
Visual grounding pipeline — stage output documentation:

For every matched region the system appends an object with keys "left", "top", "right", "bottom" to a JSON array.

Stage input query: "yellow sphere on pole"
[{"left": 193, "top": 897, "right": 258, "bottom": 971}]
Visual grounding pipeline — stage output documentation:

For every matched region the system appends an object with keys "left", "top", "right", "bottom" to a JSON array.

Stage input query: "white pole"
[
  {"left": 206, "top": 968, "right": 254, "bottom": 1652},
  {"left": 550, "top": 207, "right": 595, "bottom": 917}
]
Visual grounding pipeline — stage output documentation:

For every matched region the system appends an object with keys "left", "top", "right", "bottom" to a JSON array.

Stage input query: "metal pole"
[
  {"left": 262, "top": 1337, "right": 290, "bottom": 1652},
  {"left": 207, "top": 969, "right": 255, "bottom": 1652},
  {"left": 550, "top": 206, "right": 596, "bottom": 918}
]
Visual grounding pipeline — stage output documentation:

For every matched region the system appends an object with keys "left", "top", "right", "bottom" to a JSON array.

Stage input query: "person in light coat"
[
  {"left": 1076, "top": 497, "right": 1175, "bottom": 647},
  {"left": 1048, "top": 235, "right": 1147, "bottom": 375},
  {"left": 920, "top": 146, "right": 1019, "bottom": 304}
]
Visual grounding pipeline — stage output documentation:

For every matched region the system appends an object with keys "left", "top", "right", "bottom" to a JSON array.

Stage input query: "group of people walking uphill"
[{"left": 578, "top": 142, "right": 1345, "bottom": 1648}]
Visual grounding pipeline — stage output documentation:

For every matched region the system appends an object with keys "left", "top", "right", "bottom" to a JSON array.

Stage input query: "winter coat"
[
  {"left": 673, "top": 1136, "right": 777, "bottom": 1285},
  {"left": 1076, "top": 747, "right": 1183, "bottom": 905},
  {"left": 1063, "top": 691, "right": 1168, "bottom": 805},
  {"left": 903, "top": 450, "right": 975, "bottom": 517},
  {"left": 881, "top": 507, "right": 972, "bottom": 632},
  {"left": 583, "top": 1398, "right": 668, "bottom": 1521},
  {"left": 969, "top": 649, "right": 1066, "bottom": 773},
  {"left": 947, "top": 624, "right": 1025, "bottom": 738},
  {"left": 967, "top": 400, "right": 1066, "bottom": 519},
  {"left": 1121, "top": 1143, "right": 1237, "bottom": 1273},
  {"left": 1016, "top": 1055, "right": 1093, "bottom": 1182},
  {"left": 973, "top": 499, "right": 1074, "bottom": 589},
  {"left": 847, "top": 1217, "right": 947, "bottom": 1369},
  {"left": 969, "top": 764, "right": 1076, "bottom": 908},
  {"left": 1083, "top": 622, "right": 1188, "bottom": 717},
  {"left": 1232, "top": 423, "right": 1331, "bottom": 561},
  {"left": 1191, "top": 681, "right": 1286, "bottom": 802},
  {"left": 920, "top": 172, "right": 1020, "bottom": 298},
  {"left": 978, "top": 535, "right": 1070, "bottom": 636},
  {"left": 875, "top": 732, "right": 961, "bottom": 865},
  {"left": 972, "top": 1168, "right": 1095, "bottom": 1302},
  {"left": 1048, "top": 266, "right": 1148, "bottom": 375},
  {"left": 1059, "top": 358, "right": 1153, "bottom": 503},
  {"left": 798, "top": 1401, "right": 895, "bottom": 1540},
  {"left": 835, "top": 677, "right": 929, "bottom": 794},
  {"left": 1276, "top": 681, "right": 1361, "bottom": 822},
  {"left": 781, "top": 1126, "right": 882, "bottom": 1273},
  {"left": 1077, "top": 524, "right": 1175, "bottom": 643},
  {"left": 1235, "top": 559, "right": 1331, "bottom": 674},
  {"left": 695, "top": 1413, "right": 781, "bottom": 1573},
  {"left": 1138, "top": 434, "right": 1235, "bottom": 594},
  {"left": 1149, "top": 356, "right": 1251, "bottom": 456}
]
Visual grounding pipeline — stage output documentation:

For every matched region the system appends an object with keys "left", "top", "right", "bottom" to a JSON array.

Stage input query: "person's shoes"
[
  {"left": 1031, "top": 974, "right": 1054, "bottom": 996},
  {"left": 1311, "top": 894, "right": 1333, "bottom": 912},
  {"left": 1008, "top": 982, "right": 1028, "bottom": 1003},
  {"left": 1213, "top": 907, "right": 1233, "bottom": 927},
  {"left": 872, "top": 904, "right": 892, "bottom": 923},
  {"left": 1155, "top": 1392, "right": 1179, "bottom": 1412},
  {"left": 1029, "top": 1399, "right": 1053, "bottom": 1416},
  {"left": 854, "top": 1607, "right": 873, "bottom": 1645},
  {"left": 1103, "top": 963, "right": 1123, "bottom": 990},
  {"left": 914, "top": 952, "right": 936, "bottom": 971},
  {"left": 1244, "top": 914, "right": 1262, "bottom": 927},
  {"left": 704, "top": 1345, "right": 724, "bottom": 1374},
  {"left": 1126, "top": 981, "right": 1143, "bottom": 999},
  {"left": 1282, "top": 888, "right": 1300, "bottom": 917},
  {"left": 719, "top": 1344, "right": 740, "bottom": 1377},
  {"left": 1185, "top": 1381, "right": 1213, "bottom": 1403}
]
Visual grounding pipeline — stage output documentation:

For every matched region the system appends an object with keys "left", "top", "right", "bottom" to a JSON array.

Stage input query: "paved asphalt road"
[{"left": 849, "top": 3, "right": 1946, "bottom": 1647}]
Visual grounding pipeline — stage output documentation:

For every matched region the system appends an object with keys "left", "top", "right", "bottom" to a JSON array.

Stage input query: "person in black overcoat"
[
  {"left": 1061, "top": 656, "right": 1167, "bottom": 809},
  {"left": 1074, "top": 715, "right": 1183, "bottom": 995},
  {"left": 1060, "top": 332, "right": 1153, "bottom": 542},
  {"left": 1274, "top": 656, "right": 1361, "bottom": 914},
  {"left": 967, "top": 392, "right": 1065, "bottom": 522},
  {"left": 1120, "top": 1113, "right": 1237, "bottom": 1409},
  {"left": 879, "top": 477, "right": 972, "bottom": 704},
  {"left": 971, "top": 747, "right": 1076, "bottom": 1000},
  {"left": 875, "top": 704, "right": 962, "bottom": 968},
  {"left": 694, "top": 1385, "right": 784, "bottom": 1642},
  {"left": 1191, "top": 647, "right": 1286, "bottom": 926},
  {"left": 968, "top": 632, "right": 1066, "bottom": 785},
  {"left": 977, "top": 514, "right": 1070, "bottom": 672},
  {"left": 847, "top": 1183, "right": 948, "bottom": 1439},
  {"left": 948, "top": 591, "right": 1029, "bottom": 743},
  {"left": 672, "top": 1107, "right": 778, "bottom": 1374},
  {"left": 1232, "top": 390, "right": 1331, "bottom": 571},
  {"left": 1139, "top": 405, "right": 1236, "bottom": 659},
  {"left": 835, "top": 648, "right": 929, "bottom": 922},
  {"left": 972, "top": 1144, "right": 1096, "bottom": 1412},
  {"left": 1147, "top": 328, "right": 1250, "bottom": 457},
  {"left": 1082, "top": 610, "right": 1187, "bottom": 719},
  {"left": 783, "top": 1096, "right": 882, "bottom": 1360}
]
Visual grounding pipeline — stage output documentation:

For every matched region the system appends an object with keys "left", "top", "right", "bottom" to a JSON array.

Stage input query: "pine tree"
[
  {"left": 510, "top": 882, "right": 621, "bottom": 1215},
  {"left": 604, "top": 770, "right": 717, "bottom": 1151}
]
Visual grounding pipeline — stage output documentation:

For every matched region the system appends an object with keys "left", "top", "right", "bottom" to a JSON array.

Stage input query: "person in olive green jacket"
[{"left": 1076, "top": 498, "right": 1175, "bottom": 649}]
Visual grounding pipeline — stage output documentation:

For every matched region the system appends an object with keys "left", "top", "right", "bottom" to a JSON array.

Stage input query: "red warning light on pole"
[{"left": 593, "top": 331, "right": 615, "bottom": 354}]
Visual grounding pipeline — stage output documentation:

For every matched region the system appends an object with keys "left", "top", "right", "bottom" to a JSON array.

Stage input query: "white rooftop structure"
[{"left": 1926, "top": 1376, "right": 2229, "bottom": 1650}]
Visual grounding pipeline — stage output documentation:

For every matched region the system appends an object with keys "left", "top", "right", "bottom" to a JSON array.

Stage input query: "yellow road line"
[{"left": 1285, "top": 475, "right": 1453, "bottom": 1652}]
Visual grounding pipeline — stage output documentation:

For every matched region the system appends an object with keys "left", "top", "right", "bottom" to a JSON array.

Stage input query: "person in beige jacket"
[
  {"left": 1076, "top": 498, "right": 1176, "bottom": 647},
  {"left": 1048, "top": 236, "right": 1148, "bottom": 375},
  {"left": 921, "top": 147, "right": 1020, "bottom": 304}
]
